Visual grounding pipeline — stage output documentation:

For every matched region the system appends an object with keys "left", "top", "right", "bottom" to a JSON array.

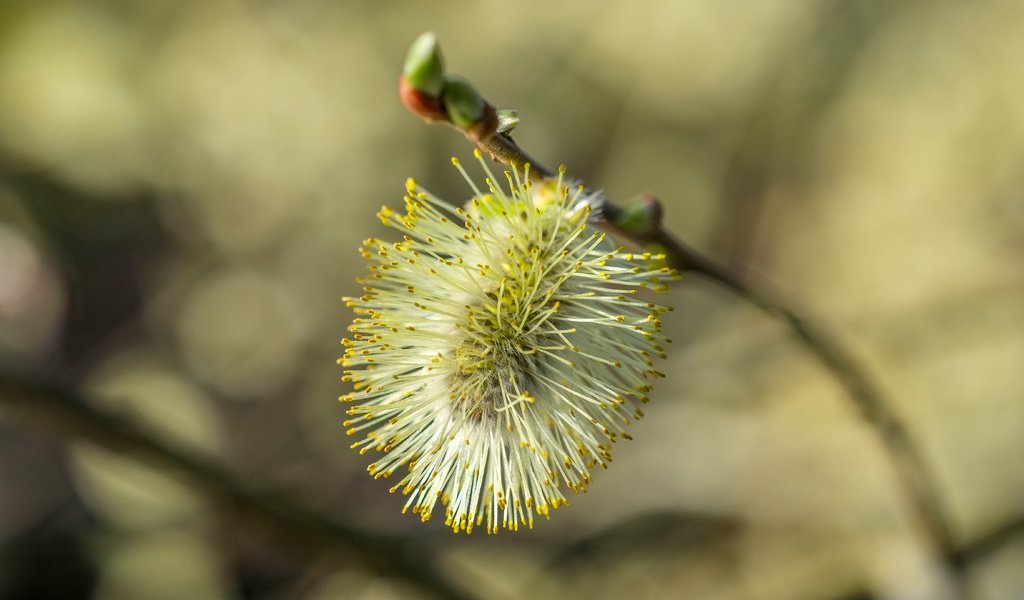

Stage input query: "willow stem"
[{"left": 471, "top": 104, "right": 957, "bottom": 568}]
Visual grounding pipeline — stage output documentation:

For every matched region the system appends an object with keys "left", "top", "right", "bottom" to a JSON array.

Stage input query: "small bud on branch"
[
  {"left": 612, "top": 193, "right": 664, "bottom": 238},
  {"left": 397, "top": 33, "right": 503, "bottom": 153},
  {"left": 440, "top": 74, "right": 483, "bottom": 128},
  {"left": 496, "top": 109, "right": 520, "bottom": 135},
  {"left": 403, "top": 32, "right": 445, "bottom": 96}
]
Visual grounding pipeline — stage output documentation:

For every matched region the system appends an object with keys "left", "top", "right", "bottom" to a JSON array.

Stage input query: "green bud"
[
  {"left": 496, "top": 109, "right": 519, "bottom": 135},
  {"left": 442, "top": 75, "right": 485, "bottom": 129},
  {"left": 403, "top": 32, "right": 444, "bottom": 97},
  {"left": 614, "top": 195, "right": 663, "bottom": 236}
]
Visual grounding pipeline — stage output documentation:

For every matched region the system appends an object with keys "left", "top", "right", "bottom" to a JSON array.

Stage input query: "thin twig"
[
  {"left": 598, "top": 202, "right": 957, "bottom": 554},
  {"left": 453, "top": 89, "right": 965, "bottom": 596},
  {"left": 951, "top": 514, "right": 1024, "bottom": 569},
  {"left": 0, "top": 368, "right": 475, "bottom": 600},
  {"left": 473, "top": 131, "right": 956, "bottom": 558},
  {"left": 405, "top": 29, "right": 958, "bottom": 590}
]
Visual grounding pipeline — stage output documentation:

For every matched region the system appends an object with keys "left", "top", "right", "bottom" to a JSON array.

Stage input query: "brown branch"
[
  {"left": 598, "top": 204, "right": 958, "bottom": 558},
  {"left": 475, "top": 116, "right": 957, "bottom": 564},
  {"left": 399, "top": 34, "right": 960, "bottom": 590},
  {"left": 0, "top": 367, "right": 475, "bottom": 600}
]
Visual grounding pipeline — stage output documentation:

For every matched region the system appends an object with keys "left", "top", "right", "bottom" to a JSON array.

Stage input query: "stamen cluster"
[{"left": 341, "top": 152, "right": 674, "bottom": 533}]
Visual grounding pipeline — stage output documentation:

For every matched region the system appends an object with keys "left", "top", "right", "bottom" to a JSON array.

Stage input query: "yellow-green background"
[{"left": 0, "top": 1, "right": 1022, "bottom": 598}]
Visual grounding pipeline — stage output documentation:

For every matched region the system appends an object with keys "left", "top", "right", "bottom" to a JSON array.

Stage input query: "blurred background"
[{"left": 1, "top": 0, "right": 1022, "bottom": 598}]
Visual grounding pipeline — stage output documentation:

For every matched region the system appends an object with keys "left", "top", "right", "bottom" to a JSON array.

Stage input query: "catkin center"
[{"left": 445, "top": 237, "right": 568, "bottom": 421}]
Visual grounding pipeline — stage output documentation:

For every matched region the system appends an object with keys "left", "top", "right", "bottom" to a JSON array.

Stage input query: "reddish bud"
[{"left": 399, "top": 75, "right": 446, "bottom": 122}]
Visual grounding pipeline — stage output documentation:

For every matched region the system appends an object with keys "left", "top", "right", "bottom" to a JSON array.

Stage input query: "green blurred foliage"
[{"left": 0, "top": 0, "right": 1022, "bottom": 599}]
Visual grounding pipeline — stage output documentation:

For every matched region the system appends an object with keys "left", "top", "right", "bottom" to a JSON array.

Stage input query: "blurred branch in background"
[
  {"left": 0, "top": 367, "right": 475, "bottom": 600},
  {"left": 541, "top": 509, "right": 739, "bottom": 572},
  {"left": 5, "top": 367, "right": 1022, "bottom": 599}
]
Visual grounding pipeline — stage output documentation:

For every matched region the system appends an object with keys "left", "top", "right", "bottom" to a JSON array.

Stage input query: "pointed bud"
[
  {"left": 442, "top": 75, "right": 485, "bottom": 129},
  {"left": 403, "top": 32, "right": 445, "bottom": 97},
  {"left": 496, "top": 109, "right": 519, "bottom": 135}
]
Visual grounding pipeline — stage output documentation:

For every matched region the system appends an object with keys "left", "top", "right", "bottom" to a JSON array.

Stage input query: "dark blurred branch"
[
  {"left": 488, "top": 134, "right": 960, "bottom": 589},
  {"left": 400, "top": 32, "right": 958, "bottom": 589},
  {"left": 952, "top": 514, "right": 1024, "bottom": 568},
  {"left": 534, "top": 508, "right": 1024, "bottom": 598},
  {"left": 0, "top": 368, "right": 475, "bottom": 600},
  {"left": 516, "top": 510, "right": 738, "bottom": 596},
  {"left": 543, "top": 510, "right": 738, "bottom": 571}
]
